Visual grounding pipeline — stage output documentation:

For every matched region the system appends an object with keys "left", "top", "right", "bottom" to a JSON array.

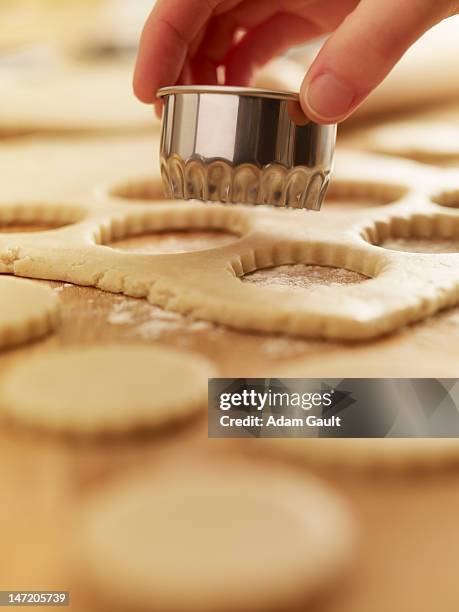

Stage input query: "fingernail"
[{"left": 304, "top": 73, "right": 355, "bottom": 121}]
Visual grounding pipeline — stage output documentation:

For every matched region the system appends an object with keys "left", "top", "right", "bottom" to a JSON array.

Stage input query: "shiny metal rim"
[{"left": 157, "top": 85, "right": 299, "bottom": 101}]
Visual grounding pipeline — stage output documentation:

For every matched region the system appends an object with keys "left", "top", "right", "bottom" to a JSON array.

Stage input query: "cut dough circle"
[
  {"left": 1, "top": 62, "right": 156, "bottom": 133},
  {"left": 263, "top": 438, "right": 459, "bottom": 470},
  {"left": 74, "top": 460, "right": 356, "bottom": 612},
  {"left": 0, "top": 345, "right": 215, "bottom": 434},
  {"left": 0, "top": 276, "right": 60, "bottom": 349},
  {"left": 362, "top": 122, "right": 459, "bottom": 164}
]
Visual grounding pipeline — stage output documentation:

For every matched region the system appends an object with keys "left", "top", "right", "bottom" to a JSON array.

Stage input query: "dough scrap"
[
  {"left": 0, "top": 276, "right": 60, "bottom": 349},
  {"left": 1, "top": 148, "right": 459, "bottom": 340},
  {"left": 0, "top": 345, "right": 215, "bottom": 434},
  {"left": 74, "top": 460, "right": 356, "bottom": 612}
]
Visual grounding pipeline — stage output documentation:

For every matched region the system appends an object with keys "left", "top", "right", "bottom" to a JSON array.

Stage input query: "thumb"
[{"left": 301, "top": 0, "right": 455, "bottom": 124}]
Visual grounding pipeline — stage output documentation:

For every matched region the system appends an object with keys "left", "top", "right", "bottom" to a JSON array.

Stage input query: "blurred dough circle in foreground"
[
  {"left": 75, "top": 460, "right": 356, "bottom": 612},
  {"left": 264, "top": 438, "right": 459, "bottom": 470},
  {"left": 0, "top": 345, "right": 215, "bottom": 434},
  {"left": 0, "top": 276, "right": 60, "bottom": 349}
]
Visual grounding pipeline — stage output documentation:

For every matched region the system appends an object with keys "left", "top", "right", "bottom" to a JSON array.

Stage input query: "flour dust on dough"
[
  {"left": 74, "top": 459, "right": 356, "bottom": 612},
  {"left": 0, "top": 276, "right": 60, "bottom": 349},
  {"left": 0, "top": 345, "right": 215, "bottom": 434}
]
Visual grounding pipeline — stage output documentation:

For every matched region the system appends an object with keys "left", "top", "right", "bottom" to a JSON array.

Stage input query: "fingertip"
[
  {"left": 300, "top": 72, "right": 360, "bottom": 124},
  {"left": 133, "top": 67, "right": 155, "bottom": 104}
]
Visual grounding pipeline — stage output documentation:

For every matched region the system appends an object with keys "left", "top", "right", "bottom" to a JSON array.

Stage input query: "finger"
[
  {"left": 190, "top": 13, "right": 238, "bottom": 83},
  {"left": 190, "top": 0, "right": 281, "bottom": 81},
  {"left": 225, "top": 12, "right": 322, "bottom": 86},
  {"left": 213, "top": 0, "right": 244, "bottom": 15},
  {"left": 133, "top": 0, "right": 220, "bottom": 102},
  {"left": 190, "top": 0, "right": 281, "bottom": 87},
  {"left": 190, "top": 56, "right": 219, "bottom": 84},
  {"left": 154, "top": 99, "right": 163, "bottom": 119},
  {"left": 301, "top": 0, "right": 454, "bottom": 123},
  {"left": 189, "top": 0, "right": 245, "bottom": 56},
  {"left": 177, "top": 59, "right": 193, "bottom": 85}
]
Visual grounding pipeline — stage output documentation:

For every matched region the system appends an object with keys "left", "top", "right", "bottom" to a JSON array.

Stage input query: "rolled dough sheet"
[
  {"left": 0, "top": 60, "right": 157, "bottom": 133},
  {"left": 0, "top": 1, "right": 105, "bottom": 50},
  {"left": 0, "top": 134, "right": 162, "bottom": 202}
]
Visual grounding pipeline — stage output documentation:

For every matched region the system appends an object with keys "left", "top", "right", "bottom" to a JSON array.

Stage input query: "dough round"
[
  {"left": 0, "top": 276, "right": 60, "bottom": 349},
  {"left": 0, "top": 345, "right": 215, "bottom": 434},
  {"left": 364, "top": 122, "right": 459, "bottom": 164},
  {"left": 75, "top": 460, "right": 356, "bottom": 612},
  {"left": 264, "top": 438, "right": 459, "bottom": 470},
  {"left": 1, "top": 62, "right": 155, "bottom": 133}
]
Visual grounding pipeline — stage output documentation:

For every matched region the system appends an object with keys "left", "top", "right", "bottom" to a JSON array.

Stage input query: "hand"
[{"left": 134, "top": 0, "right": 458, "bottom": 123}]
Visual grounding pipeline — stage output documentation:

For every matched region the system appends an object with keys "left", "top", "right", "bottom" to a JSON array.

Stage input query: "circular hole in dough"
[
  {"left": 0, "top": 276, "right": 60, "bottom": 349},
  {"left": 365, "top": 213, "right": 459, "bottom": 254},
  {"left": 73, "top": 460, "right": 356, "bottom": 612},
  {"left": 104, "top": 207, "right": 247, "bottom": 255},
  {"left": 381, "top": 237, "right": 459, "bottom": 254},
  {"left": 0, "top": 345, "right": 216, "bottom": 434},
  {"left": 0, "top": 223, "right": 64, "bottom": 233},
  {"left": 0, "top": 203, "right": 85, "bottom": 233},
  {"left": 324, "top": 180, "right": 407, "bottom": 210},
  {"left": 109, "top": 229, "right": 239, "bottom": 255},
  {"left": 243, "top": 264, "right": 369, "bottom": 291},
  {"left": 109, "top": 177, "right": 169, "bottom": 203}
]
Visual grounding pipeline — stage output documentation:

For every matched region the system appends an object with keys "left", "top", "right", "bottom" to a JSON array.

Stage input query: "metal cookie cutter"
[{"left": 157, "top": 85, "right": 336, "bottom": 210}]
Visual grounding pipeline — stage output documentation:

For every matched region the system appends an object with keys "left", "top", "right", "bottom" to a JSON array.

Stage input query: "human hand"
[{"left": 134, "top": 0, "right": 458, "bottom": 123}]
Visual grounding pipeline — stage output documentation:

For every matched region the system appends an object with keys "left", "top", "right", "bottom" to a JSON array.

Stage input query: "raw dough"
[
  {"left": 0, "top": 345, "right": 215, "bottom": 434},
  {"left": 0, "top": 1, "right": 107, "bottom": 51},
  {"left": 0, "top": 61, "right": 156, "bottom": 133},
  {"left": 74, "top": 459, "right": 356, "bottom": 612},
  {"left": 0, "top": 276, "right": 60, "bottom": 349},
  {"left": 1, "top": 148, "right": 459, "bottom": 341},
  {"left": 262, "top": 438, "right": 459, "bottom": 470},
  {"left": 357, "top": 122, "right": 459, "bottom": 165},
  {"left": 0, "top": 135, "right": 164, "bottom": 202}
]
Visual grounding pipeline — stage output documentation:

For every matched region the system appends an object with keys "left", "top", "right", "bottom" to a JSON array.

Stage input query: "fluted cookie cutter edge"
[{"left": 158, "top": 85, "right": 336, "bottom": 210}]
